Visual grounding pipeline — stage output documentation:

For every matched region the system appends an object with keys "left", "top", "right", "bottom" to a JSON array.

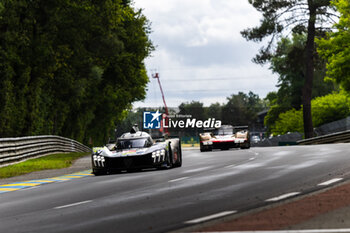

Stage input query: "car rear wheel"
[
  {"left": 167, "top": 142, "right": 174, "bottom": 168},
  {"left": 200, "top": 143, "right": 209, "bottom": 152},
  {"left": 240, "top": 142, "right": 250, "bottom": 149},
  {"left": 174, "top": 143, "right": 182, "bottom": 167}
]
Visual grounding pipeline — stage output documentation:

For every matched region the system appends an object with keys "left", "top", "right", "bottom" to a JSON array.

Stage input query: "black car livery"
[{"left": 92, "top": 130, "right": 182, "bottom": 175}]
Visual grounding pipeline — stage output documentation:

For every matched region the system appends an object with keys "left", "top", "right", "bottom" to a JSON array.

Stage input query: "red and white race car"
[{"left": 199, "top": 125, "right": 250, "bottom": 152}]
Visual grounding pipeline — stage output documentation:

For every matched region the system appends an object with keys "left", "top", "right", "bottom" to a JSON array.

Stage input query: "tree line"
[
  {"left": 245, "top": 0, "right": 350, "bottom": 137},
  {"left": 0, "top": 0, "right": 153, "bottom": 145},
  {"left": 177, "top": 92, "right": 264, "bottom": 129},
  {"left": 1, "top": 0, "right": 350, "bottom": 144},
  {"left": 117, "top": 91, "right": 267, "bottom": 139}
]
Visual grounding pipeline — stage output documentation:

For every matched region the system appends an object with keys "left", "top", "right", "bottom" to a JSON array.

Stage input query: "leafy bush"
[
  {"left": 312, "top": 91, "right": 350, "bottom": 126},
  {"left": 271, "top": 91, "right": 350, "bottom": 135},
  {"left": 271, "top": 108, "right": 304, "bottom": 135}
]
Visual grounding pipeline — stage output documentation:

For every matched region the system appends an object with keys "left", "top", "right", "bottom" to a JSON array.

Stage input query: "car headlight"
[
  {"left": 93, "top": 155, "right": 105, "bottom": 167},
  {"left": 152, "top": 149, "right": 166, "bottom": 163}
]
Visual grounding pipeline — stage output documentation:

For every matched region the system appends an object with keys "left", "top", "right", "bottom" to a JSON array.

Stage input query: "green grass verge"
[
  {"left": 0, "top": 152, "right": 90, "bottom": 179},
  {"left": 181, "top": 143, "right": 199, "bottom": 147}
]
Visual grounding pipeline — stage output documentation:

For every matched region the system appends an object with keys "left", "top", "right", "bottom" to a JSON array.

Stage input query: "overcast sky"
[{"left": 133, "top": 0, "right": 278, "bottom": 108}]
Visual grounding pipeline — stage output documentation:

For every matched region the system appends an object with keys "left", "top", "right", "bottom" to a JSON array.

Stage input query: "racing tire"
[
  {"left": 200, "top": 143, "right": 204, "bottom": 152},
  {"left": 93, "top": 169, "right": 107, "bottom": 176},
  {"left": 167, "top": 142, "right": 174, "bottom": 168},
  {"left": 174, "top": 143, "right": 182, "bottom": 167},
  {"left": 240, "top": 143, "right": 251, "bottom": 149},
  {"left": 200, "top": 143, "right": 209, "bottom": 152}
]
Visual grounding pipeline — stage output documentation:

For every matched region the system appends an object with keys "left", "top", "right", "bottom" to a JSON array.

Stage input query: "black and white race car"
[{"left": 92, "top": 127, "right": 182, "bottom": 175}]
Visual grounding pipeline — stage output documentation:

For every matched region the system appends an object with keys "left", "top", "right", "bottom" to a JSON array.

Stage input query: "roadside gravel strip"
[{"left": 186, "top": 179, "right": 350, "bottom": 232}]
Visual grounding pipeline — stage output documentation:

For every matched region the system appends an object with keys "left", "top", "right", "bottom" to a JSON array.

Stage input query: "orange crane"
[{"left": 152, "top": 73, "right": 169, "bottom": 135}]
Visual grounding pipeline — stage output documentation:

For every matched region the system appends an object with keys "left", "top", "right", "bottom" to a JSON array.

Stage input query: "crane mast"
[{"left": 152, "top": 73, "right": 169, "bottom": 134}]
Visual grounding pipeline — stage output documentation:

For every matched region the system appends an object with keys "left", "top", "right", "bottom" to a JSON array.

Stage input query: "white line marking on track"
[
  {"left": 183, "top": 167, "right": 213, "bottom": 173},
  {"left": 318, "top": 178, "right": 343, "bottom": 186},
  {"left": 266, "top": 192, "right": 300, "bottom": 202},
  {"left": 54, "top": 200, "right": 92, "bottom": 209},
  {"left": 249, "top": 157, "right": 255, "bottom": 161},
  {"left": 216, "top": 229, "right": 350, "bottom": 233},
  {"left": 185, "top": 210, "right": 237, "bottom": 224},
  {"left": 225, "top": 164, "right": 236, "bottom": 168},
  {"left": 169, "top": 177, "right": 189, "bottom": 183}
]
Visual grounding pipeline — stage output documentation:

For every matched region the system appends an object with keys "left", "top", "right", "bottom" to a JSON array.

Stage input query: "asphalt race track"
[{"left": 1, "top": 144, "right": 350, "bottom": 233}]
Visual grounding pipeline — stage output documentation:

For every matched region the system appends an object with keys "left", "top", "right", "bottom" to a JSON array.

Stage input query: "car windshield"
[
  {"left": 116, "top": 138, "right": 148, "bottom": 149},
  {"left": 215, "top": 128, "right": 233, "bottom": 135}
]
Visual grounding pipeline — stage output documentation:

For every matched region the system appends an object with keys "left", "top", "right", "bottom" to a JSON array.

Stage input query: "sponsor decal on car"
[
  {"left": 121, "top": 149, "right": 137, "bottom": 156},
  {"left": 136, "top": 148, "right": 148, "bottom": 154}
]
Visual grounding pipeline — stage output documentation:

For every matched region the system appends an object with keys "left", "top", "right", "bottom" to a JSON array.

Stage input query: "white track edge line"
[
  {"left": 169, "top": 177, "right": 189, "bottom": 183},
  {"left": 204, "top": 229, "right": 350, "bottom": 233},
  {"left": 185, "top": 210, "right": 237, "bottom": 224},
  {"left": 318, "top": 178, "right": 343, "bottom": 186},
  {"left": 265, "top": 192, "right": 301, "bottom": 202},
  {"left": 54, "top": 200, "right": 92, "bottom": 209}
]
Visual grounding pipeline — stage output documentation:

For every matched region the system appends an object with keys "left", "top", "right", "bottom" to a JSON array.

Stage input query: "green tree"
[
  {"left": 178, "top": 101, "right": 207, "bottom": 120},
  {"left": 317, "top": 0, "right": 350, "bottom": 91},
  {"left": 242, "top": 0, "right": 334, "bottom": 138},
  {"left": 265, "top": 33, "right": 336, "bottom": 133},
  {"left": 206, "top": 102, "right": 222, "bottom": 120},
  {"left": 222, "top": 91, "right": 264, "bottom": 126},
  {"left": 115, "top": 109, "right": 144, "bottom": 137},
  {"left": 0, "top": 0, "right": 153, "bottom": 145}
]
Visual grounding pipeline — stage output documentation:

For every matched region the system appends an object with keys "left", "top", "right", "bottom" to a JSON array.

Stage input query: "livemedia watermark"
[{"left": 143, "top": 110, "right": 221, "bottom": 129}]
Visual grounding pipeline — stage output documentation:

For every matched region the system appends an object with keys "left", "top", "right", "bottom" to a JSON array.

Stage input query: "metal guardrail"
[
  {"left": 0, "top": 135, "right": 91, "bottom": 166},
  {"left": 254, "top": 132, "right": 302, "bottom": 147},
  {"left": 297, "top": 130, "right": 350, "bottom": 145}
]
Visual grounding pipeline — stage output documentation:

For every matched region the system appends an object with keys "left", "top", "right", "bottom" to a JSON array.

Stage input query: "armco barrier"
[
  {"left": 254, "top": 132, "right": 303, "bottom": 147},
  {"left": 297, "top": 130, "right": 350, "bottom": 145},
  {"left": 0, "top": 135, "right": 91, "bottom": 166}
]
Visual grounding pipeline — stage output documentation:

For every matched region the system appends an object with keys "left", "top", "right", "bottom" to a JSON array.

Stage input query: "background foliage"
[
  {"left": 271, "top": 91, "right": 350, "bottom": 135},
  {"left": 0, "top": 0, "right": 153, "bottom": 145},
  {"left": 269, "top": 0, "right": 350, "bottom": 136},
  {"left": 317, "top": 0, "right": 350, "bottom": 91},
  {"left": 264, "top": 33, "right": 337, "bottom": 134}
]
